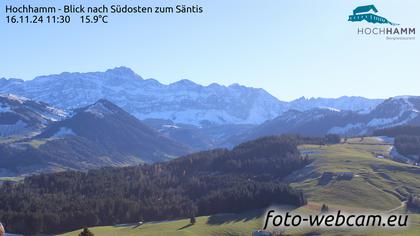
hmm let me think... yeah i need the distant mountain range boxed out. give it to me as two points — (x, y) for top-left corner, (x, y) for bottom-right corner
(1, 67), (419, 176)
(0, 67), (383, 126)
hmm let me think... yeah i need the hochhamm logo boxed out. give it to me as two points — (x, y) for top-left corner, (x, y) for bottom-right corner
(348, 4), (415, 40)
(348, 5), (398, 26)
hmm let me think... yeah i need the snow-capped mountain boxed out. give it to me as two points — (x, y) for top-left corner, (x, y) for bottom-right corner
(0, 67), (287, 126)
(0, 94), (67, 137)
(233, 96), (420, 143)
(0, 67), (386, 127)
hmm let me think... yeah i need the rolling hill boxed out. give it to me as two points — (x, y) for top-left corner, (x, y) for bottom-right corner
(60, 137), (420, 236)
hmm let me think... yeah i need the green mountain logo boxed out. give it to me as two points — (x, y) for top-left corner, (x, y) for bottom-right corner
(348, 5), (399, 26)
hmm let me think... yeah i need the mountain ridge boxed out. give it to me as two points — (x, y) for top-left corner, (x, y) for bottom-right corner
(0, 99), (191, 176)
(0, 67), (383, 126)
(232, 96), (420, 144)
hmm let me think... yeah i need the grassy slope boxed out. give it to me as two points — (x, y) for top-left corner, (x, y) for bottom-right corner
(61, 210), (263, 236)
(291, 137), (420, 209)
(60, 137), (420, 236)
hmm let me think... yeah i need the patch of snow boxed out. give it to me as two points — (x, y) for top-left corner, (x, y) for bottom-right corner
(53, 127), (76, 137)
(1, 94), (68, 123)
(37, 108), (68, 122)
(0, 94), (28, 103)
(319, 106), (341, 112)
(357, 109), (371, 114)
(50, 107), (68, 117)
(366, 106), (417, 128)
(379, 112), (419, 128)
(375, 136), (395, 145)
(162, 124), (180, 129)
(85, 102), (113, 118)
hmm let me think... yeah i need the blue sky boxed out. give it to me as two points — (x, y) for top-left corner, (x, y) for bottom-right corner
(1, 0), (419, 101)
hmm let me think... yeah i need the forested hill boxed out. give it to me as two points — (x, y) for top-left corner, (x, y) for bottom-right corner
(0, 135), (310, 235)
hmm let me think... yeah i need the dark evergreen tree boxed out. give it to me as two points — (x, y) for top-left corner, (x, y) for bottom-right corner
(324, 134), (341, 144)
(321, 204), (329, 213)
(190, 216), (196, 225)
(407, 195), (420, 212)
(79, 228), (94, 236)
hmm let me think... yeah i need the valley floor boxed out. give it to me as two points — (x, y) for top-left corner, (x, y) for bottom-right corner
(60, 137), (420, 236)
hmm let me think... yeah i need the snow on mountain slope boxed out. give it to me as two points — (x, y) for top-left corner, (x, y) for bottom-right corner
(0, 94), (67, 137)
(233, 97), (420, 144)
(0, 67), (287, 126)
(326, 97), (420, 135)
(0, 67), (386, 126)
(288, 96), (383, 113)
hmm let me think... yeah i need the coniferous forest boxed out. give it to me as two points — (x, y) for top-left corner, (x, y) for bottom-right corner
(0, 136), (310, 234)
